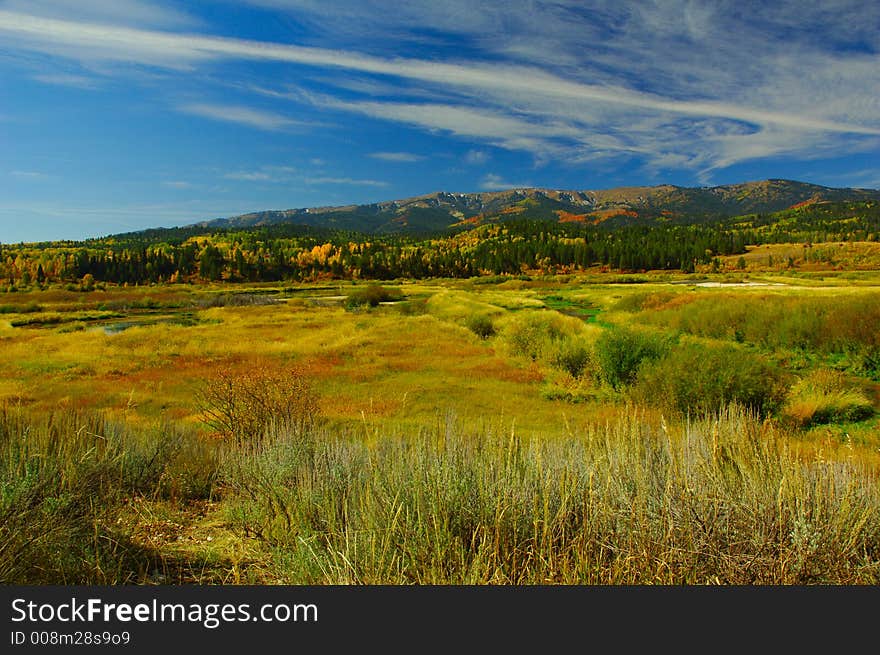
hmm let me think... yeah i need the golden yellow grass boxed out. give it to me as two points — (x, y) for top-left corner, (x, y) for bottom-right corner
(2, 278), (878, 446)
(0, 294), (587, 436)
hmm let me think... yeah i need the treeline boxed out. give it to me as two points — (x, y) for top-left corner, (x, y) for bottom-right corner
(1, 200), (877, 286)
(0, 221), (745, 285)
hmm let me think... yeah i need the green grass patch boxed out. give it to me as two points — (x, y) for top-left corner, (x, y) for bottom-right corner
(542, 294), (600, 321)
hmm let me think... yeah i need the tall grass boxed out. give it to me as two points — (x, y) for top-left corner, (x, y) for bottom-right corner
(4, 404), (879, 585)
(0, 407), (219, 584)
(635, 293), (880, 360)
(222, 407), (880, 584)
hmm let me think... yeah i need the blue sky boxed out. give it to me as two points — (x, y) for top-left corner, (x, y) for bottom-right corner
(1, 1), (879, 242)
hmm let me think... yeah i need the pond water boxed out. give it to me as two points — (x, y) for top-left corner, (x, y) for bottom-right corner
(96, 314), (205, 334)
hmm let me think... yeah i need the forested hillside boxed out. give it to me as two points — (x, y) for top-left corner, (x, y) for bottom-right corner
(1, 199), (878, 287)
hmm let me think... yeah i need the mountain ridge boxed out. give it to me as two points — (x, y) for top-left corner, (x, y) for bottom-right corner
(192, 179), (880, 234)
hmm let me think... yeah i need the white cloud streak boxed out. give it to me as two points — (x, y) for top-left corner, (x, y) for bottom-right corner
(9, 170), (48, 179)
(1, 0), (197, 29)
(177, 103), (295, 131)
(464, 150), (489, 165)
(480, 173), (532, 191)
(305, 176), (388, 187)
(368, 151), (424, 162)
(224, 171), (274, 182)
(31, 72), (100, 88)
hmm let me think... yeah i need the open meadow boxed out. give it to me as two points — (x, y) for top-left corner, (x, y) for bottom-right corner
(2, 269), (879, 584)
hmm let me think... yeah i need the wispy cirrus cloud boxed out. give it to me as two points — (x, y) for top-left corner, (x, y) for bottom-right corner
(368, 151), (424, 162)
(1, 1), (879, 181)
(2, 8), (877, 135)
(464, 150), (489, 166)
(224, 171), (274, 182)
(177, 103), (297, 131)
(305, 176), (388, 187)
(480, 173), (532, 191)
(218, 166), (385, 188)
(223, 166), (298, 183)
(9, 170), (49, 179)
(1, 0), (198, 29)
(31, 72), (100, 89)
(310, 97), (585, 161)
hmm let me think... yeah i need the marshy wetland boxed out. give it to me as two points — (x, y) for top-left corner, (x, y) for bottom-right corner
(2, 272), (879, 584)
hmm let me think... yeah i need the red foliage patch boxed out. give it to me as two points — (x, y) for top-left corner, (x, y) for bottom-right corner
(555, 210), (590, 223)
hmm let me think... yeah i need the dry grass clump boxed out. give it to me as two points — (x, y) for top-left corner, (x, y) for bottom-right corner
(783, 369), (875, 427)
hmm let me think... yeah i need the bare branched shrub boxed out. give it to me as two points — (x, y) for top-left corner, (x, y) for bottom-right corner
(196, 365), (319, 444)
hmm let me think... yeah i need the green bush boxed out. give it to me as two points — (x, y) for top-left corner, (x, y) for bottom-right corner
(855, 347), (880, 380)
(549, 337), (592, 378)
(633, 342), (788, 417)
(593, 327), (673, 390)
(345, 284), (404, 309)
(466, 314), (496, 339)
(504, 312), (570, 361)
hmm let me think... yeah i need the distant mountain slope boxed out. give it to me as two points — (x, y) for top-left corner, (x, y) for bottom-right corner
(192, 179), (880, 234)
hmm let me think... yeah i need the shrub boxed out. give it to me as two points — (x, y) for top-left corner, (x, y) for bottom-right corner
(345, 284), (404, 309)
(199, 292), (276, 308)
(855, 347), (880, 380)
(593, 327), (673, 390)
(196, 365), (319, 444)
(504, 312), (570, 361)
(466, 314), (496, 339)
(633, 342), (788, 417)
(782, 370), (875, 427)
(549, 337), (592, 378)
